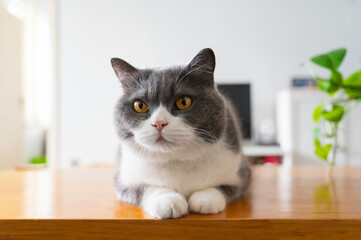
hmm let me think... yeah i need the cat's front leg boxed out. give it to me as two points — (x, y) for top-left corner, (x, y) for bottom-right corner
(188, 187), (226, 214)
(142, 187), (188, 219)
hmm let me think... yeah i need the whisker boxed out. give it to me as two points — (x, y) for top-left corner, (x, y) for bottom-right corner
(193, 128), (220, 153)
(189, 139), (212, 184)
(174, 67), (185, 83)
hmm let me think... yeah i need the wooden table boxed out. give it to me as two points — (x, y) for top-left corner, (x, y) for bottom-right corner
(0, 166), (360, 239)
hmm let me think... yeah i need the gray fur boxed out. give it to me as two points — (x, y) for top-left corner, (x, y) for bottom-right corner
(111, 48), (251, 206)
(222, 99), (242, 152)
(115, 183), (148, 206)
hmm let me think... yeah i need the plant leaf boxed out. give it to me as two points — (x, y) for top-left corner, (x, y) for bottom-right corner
(328, 48), (346, 69)
(30, 155), (47, 164)
(343, 70), (361, 98)
(310, 48), (346, 70)
(315, 143), (332, 160)
(345, 89), (361, 99)
(323, 144), (332, 158)
(343, 69), (361, 87)
(329, 71), (342, 85)
(322, 105), (344, 123)
(311, 54), (333, 70)
(314, 138), (321, 147)
(313, 105), (323, 122)
(316, 77), (339, 94)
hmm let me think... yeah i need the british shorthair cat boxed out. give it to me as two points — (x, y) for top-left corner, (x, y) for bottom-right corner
(111, 48), (251, 219)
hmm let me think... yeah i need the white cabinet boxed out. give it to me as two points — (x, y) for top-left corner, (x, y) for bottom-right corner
(276, 88), (361, 166)
(277, 88), (327, 165)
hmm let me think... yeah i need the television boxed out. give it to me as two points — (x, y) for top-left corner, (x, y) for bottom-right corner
(217, 83), (252, 139)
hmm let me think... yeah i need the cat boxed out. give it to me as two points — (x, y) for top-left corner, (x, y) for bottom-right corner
(111, 48), (251, 219)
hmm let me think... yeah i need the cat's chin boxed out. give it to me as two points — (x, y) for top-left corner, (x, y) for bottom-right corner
(135, 139), (183, 154)
(145, 141), (178, 153)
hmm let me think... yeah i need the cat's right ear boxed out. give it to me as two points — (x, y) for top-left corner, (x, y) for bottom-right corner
(111, 58), (137, 81)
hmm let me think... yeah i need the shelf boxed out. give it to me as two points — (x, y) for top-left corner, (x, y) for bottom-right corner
(243, 144), (283, 157)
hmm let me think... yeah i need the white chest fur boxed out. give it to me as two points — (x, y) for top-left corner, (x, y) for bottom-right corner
(118, 141), (242, 197)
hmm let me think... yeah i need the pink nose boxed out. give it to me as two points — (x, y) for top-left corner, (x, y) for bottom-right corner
(151, 121), (168, 132)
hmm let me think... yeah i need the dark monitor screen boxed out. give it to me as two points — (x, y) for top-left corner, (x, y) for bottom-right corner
(217, 83), (251, 139)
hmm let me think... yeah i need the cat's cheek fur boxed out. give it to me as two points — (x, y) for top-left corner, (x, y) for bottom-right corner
(188, 188), (226, 214)
(142, 187), (188, 219)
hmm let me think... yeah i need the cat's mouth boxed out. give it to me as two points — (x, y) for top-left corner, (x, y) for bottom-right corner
(150, 135), (175, 152)
(155, 136), (168, 144)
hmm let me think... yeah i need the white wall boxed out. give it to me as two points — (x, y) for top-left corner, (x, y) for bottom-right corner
(58, 0), (361, 167)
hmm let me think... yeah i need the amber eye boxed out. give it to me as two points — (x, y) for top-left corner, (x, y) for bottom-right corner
(133, 100), (149, 113)
(176, 96), (192, 110)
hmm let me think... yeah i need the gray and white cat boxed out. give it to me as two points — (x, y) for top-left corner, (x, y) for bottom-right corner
(111, 48), (251, 219)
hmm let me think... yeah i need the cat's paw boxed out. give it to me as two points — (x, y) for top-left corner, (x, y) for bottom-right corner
(144, 190), (188, 219)
(188, 188), (226, 214)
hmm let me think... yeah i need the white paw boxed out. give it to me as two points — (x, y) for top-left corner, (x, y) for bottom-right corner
(188, 188), (226, 214)
(144, 190), (188, 219)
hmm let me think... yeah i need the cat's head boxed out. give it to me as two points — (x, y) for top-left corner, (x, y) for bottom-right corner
(111, 48), (225, 154)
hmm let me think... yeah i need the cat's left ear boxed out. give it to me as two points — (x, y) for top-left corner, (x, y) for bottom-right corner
(187, 48), (216, 75)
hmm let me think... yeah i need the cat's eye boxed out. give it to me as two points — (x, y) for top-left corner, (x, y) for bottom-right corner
(176, 96), (192, 110)
(133, 100), (149, 113)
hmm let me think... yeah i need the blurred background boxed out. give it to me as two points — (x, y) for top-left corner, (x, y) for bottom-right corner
(0, 0), (360, 170)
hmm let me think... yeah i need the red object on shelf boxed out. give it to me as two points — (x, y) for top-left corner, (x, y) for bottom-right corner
(264, 156), (281, 165)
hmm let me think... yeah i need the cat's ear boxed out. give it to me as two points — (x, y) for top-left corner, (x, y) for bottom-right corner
(187, 48), (216, 75)
(111, 58), (138, 80)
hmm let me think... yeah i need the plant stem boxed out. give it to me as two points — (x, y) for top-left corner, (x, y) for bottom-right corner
(329, 123), (338, 176)
(304, 63), (319, 79)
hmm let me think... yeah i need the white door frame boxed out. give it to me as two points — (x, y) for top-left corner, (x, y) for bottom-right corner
(20, 0), (59, 167)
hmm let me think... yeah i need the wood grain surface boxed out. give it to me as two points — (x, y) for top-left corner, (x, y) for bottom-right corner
(0, 166), (360, 239)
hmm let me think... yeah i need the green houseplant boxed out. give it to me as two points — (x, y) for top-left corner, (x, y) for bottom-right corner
(307, 48), (361, 173)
